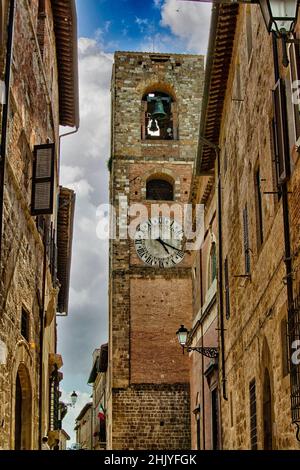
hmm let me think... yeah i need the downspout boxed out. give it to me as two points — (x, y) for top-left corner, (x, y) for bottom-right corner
(0, 0), (15, 267)
(199, 249), (206, 449)
(217, 148), (227, 402)
(39, 222), (48, 450)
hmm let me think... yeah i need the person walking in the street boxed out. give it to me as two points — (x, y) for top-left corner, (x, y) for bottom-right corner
(41, 436), (50, 450)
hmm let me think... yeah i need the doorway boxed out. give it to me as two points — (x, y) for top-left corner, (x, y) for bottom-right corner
(14, 365), (32, 450)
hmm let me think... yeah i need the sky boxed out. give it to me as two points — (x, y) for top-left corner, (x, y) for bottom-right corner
(57, 0), (212, 446)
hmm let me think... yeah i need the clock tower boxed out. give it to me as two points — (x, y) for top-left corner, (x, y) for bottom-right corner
(107, 52), (203, 450)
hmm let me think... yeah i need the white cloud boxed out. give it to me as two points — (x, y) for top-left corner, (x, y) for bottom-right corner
(57, 36), (113, 433)
(160, 0), (211, 54)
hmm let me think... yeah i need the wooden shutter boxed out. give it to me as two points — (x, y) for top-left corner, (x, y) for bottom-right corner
(249, 379), (257, 450)
(224, 257), (230, 320)
(243, 205), (250, 274)
(272, 79), (290, 183)
(289, 43), (300, 140)
(31, 144), (55, 215)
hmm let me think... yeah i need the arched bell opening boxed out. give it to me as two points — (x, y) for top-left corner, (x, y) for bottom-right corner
(141, 91), (178, 141)
(14, 364), (32, 450)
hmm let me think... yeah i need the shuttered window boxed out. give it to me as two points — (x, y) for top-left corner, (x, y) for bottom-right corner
(249, 379), (257, 450)
(243, 205), (250, 274)
(224, 257), (230, 320)
(31, 144), (55, 215)
(289, 43), (300, 140)
(273, 79), (290, 183)
(255, 167), (264, 249)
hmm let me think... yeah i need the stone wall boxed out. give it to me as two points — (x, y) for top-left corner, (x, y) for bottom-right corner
(0, 0), (62, 449)
(218, 5), (300, 449)
(112, 384), (191, 450)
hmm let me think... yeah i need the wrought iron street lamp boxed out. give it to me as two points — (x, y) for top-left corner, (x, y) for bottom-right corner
(64, 391), (78, 408)
(176, 325), (219, 359)
(259, 0), (299, 66)
(259, 0), (299, 34)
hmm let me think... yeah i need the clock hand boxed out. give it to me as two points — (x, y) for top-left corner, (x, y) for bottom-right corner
(158, 238), (183, 253)
(157, 237), (169, 254)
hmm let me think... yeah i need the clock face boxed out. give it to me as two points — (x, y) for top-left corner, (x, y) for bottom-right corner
(134, 217), (185, 268)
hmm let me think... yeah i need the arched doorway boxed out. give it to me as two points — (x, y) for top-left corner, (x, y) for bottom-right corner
(14, 365), (32, 450)
(263, 368), (273, 450)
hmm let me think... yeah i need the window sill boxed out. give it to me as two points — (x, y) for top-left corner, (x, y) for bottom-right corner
(141, 139), (179, 144)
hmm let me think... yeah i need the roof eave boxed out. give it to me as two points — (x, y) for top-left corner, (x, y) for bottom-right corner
(196, 3), (239, 175)
(52, 0), (80, 129)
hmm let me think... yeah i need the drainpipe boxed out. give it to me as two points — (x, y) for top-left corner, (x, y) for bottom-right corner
(38, 223), (48, 450)
(199, 249), (206, 450)
(0, 0), (15, 268)
(216, 148), (227, 402)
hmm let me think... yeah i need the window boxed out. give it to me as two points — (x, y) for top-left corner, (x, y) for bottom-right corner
(281, 318), (289, 378)
(37, 0), (46, 57)
(243, 205), (250, 274)
(255, 166), (264, 249)
(270, 119), (282, 199)
(21, 308), (30, 342)
(289, 43), (300, 141)
(146, 178), (174, 201)
(233, 63), (243, 107)
(249, 379), (257, 450)
(142, 91), (177, 140)
(209, 242), (217, 285)
(224, 257), (230, 320)
(246, 6), (253, 62)
(31, 144), (55, 216)
(272, 79), (290, 182)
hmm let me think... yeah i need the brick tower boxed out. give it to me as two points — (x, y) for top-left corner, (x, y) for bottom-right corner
(107, 52), (203, 450)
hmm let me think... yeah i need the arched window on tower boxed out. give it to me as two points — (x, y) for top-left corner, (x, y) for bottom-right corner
(141, 91), (178, 141)
(208, 242), (217, 286)
(146, 177), (174, 201)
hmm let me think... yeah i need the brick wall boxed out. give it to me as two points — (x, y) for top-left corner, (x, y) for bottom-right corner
(112, 384), (191, 450)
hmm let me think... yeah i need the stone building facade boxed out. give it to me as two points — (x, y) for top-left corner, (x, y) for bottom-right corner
(189, 174), (219, 450)
(75, 403), (93, 451)
(107, 51), (203, 449)
(88, 344), (108, 450)
(0, 0), (78, 450)
(193, 3), (300, 450)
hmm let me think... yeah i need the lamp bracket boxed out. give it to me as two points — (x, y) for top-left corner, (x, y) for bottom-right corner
(187, 346), (219, 359)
